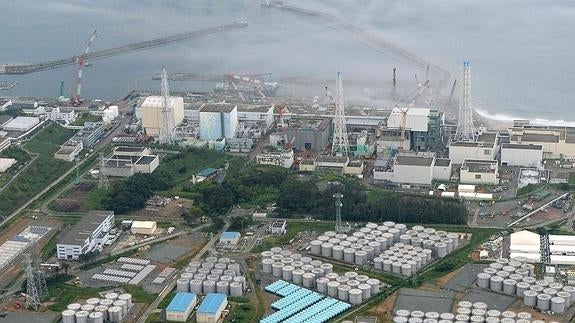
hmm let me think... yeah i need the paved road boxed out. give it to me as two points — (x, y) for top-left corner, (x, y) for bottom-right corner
(136, 222), (230, 323)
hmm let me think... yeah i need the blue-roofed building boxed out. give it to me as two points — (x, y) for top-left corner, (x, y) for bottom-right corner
(219, 231), (241, 245)
(166, 292), (197, 322)
(197, 293), (228, 323)
(196, 167), (218, 182)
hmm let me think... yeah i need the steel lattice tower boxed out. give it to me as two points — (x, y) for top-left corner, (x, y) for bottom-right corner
(453, 61), (477, 142)
(158, 67), (177, 145)
(98, 153), (109, 190)
(333, 193), (350, 233)
(331, 72), (350, 156)
(25, 254), (40, 310)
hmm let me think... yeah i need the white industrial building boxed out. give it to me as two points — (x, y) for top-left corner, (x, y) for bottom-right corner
(166, 292), (197, 322)
(449, 132), (500, 164)
(101, 146), (159, 177)
(140, 96), (184, 136)
(196, 293), (228, 323)
(54, 139), (83, 162)
(130, 221), (157, 235)
(45, 107), (77, 124)
(56, 210), (115, 260)
(459, 159), (499, 185)
(91, 105), (119, 124)
(219, 232), (241, 244)
(508, 119), (575, 159)
(0, 158), (16, 172)
(269, 220), (287, 235)
(500, 143), (543, 167)
(374, 154), (452, 187)
(199, 103), (238, 140)
(2, 116), (40, 132)
(510, 230), (575, 265)
(236, 104), (274, 128)
(256, 150), (294, 168)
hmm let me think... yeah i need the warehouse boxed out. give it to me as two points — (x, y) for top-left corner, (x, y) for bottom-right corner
(316, 155), (349, 173)
(256, 149), (294, 168)
(54, 139), (83, 162)
(373, 154), (434, 186)
(2, 116), (40, 132)
(432, 158), (452, 181)
(166, 292), (197, 322)
(219, 232), (241, 245)
(500, 143), (543, 167)
(199, 103), (238, 140)
(0, 158), (16, 172)
(56, 210), (115, 260)
(236, 104), (274, 128)
(140, 96), (185, 136)
(130, 221), (157, 235)
(459, 159), (499, 185)
(509, 230), (575, 265)
(285, 117), (332, 153)
(508, 119), (575, 158)
(196, 293), (228, 323)
(269, 220), (287, 235)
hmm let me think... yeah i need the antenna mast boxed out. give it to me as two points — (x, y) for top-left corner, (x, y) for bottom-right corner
(331, 72), (350, 156)
(453, 61), (476, 142)
(158, 67), (177, 145)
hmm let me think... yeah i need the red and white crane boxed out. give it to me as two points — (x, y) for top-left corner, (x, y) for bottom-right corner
(72, 30), (97, 106)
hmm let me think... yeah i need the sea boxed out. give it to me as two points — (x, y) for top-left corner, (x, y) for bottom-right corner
(0, 0), (574, 124)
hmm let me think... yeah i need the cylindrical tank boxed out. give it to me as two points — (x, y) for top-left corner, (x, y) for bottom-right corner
(113, 300), (127, 317)
(515, 282), (529, 297)
(440, 238), (453, 253)
(181, 272), (194, 280)
(177, 278), (190, 292)
(68, 303), (82, 311)
(383, 259), (393, 272)
(358, 284), (371, 300)
(319, 263), (333, 275)
(393, 318), (408, 323)
(327, 281), (340, 297)
(94, 305), (108, 321)
(230, 281), (243, 296)
(489, 262), (504, 270)
(410, 237), (423, 248)
(411, 310), (425, 319)
(282, 265), (294, 281)
(490, 275), (504, 292)
(216, 281), (230, 295)
(401, 264), (412, 276)
(89, 311), (104, 323)
(343, 248), (356, 263)
(203, 280), (216, 294)
(388, 228), (400, 242)
(457, 300), (472, 308)
(521, 263), (535, 276)
(439, 313), (454, 320)
(292, 269), (304, 284)
(400, 235), (411, 245)
(396, 309), (410, 317)
(543, 287), (558, 296)
(422, 249), (432, 262)
(529, 284), (544, 293)
(392, 262), (402, 274)
(107, 306), (122, 323)
(303, 273), (315, 288)
(355, 251), (368, 265)
(434, 242), (448, 258)
(522, 276), (536, 285)
(220, 275), (234, 283)
(501, 311), (516, 319)
(281, 257), (294, 265)
(484, 267), (498, 275)
(311, 268), (325, 278)
(524, 290), (538, 307)
(316, 277), (329, 293)
(86, 297), (100, 306)
(272, 262), (283, 277)
(374, 257), (384, 270)
(363, 277), (379, 294)
(457, 308), (471, 316)
(361, 246), (375, 259)
(477, 273), (490, 288)
(536, 293), (551, 311)
(261, 251), (274, 259)
(207, 274), (220, 282)
(105, 293), (119, 301)
(233, 276), (246, 291)
(486, 309), (501, 317)
(338, 284), (351, 301)
(557, 291), (571, 307)
(563, 285), (575, 298)
(325, 272), (339, 281)
(349, 288), (362, 305)
(190, 279), (203, 294)
(62, 310), (76, 323)
(321, 243), (333, 258)
(516, 312), (531, 320)
(81, 304), (94, 312)
(536, 280), (549, 287)
(503, 279), (517, 295)
(99, 299), (113, 307)
(347, 280), (360, 288)
(262, 259), (274, 274)
(472, 302), (487, 310)
(332, 245), (345, 260)
(75, 311), (89, 323)
(508, 273), (522, 281)
(551, 296), (566, 313)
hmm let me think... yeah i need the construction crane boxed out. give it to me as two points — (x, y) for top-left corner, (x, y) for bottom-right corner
(398, 107), (409, 152)
(72, 30), (97, 106)
(0, 22), (248, 75)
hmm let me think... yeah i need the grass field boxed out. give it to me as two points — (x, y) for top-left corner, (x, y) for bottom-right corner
(252, 221), (334, 253)
(48, 276), (102, 312)
(23, 122), (75, 155)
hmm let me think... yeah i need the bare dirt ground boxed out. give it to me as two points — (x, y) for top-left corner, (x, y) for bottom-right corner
(49, 182), (94, 212)
(363, 290), (397, 322)
(129, 198), (193, 219)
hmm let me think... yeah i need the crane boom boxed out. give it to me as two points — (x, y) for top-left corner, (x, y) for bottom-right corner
(73, 30), (97, 104)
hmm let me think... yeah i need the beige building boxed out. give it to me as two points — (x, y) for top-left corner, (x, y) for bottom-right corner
(508, 120), (575, 159)
(140, 96), (184, 136)
(130, 221), (157, 235)
(459, 159), (499, 185)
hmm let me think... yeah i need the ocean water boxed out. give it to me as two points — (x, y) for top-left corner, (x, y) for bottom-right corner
(0, 0), (574, 122)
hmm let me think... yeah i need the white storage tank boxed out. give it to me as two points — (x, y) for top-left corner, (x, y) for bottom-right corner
(303, 273), (316, 288)
(486, 309), (501, 318)
(272, 262), (283, 277)
(411, 310), (425, 319)
(99, 299), (113, 307)
(344, 248), (356, 263)
(217, 281), (230, 295)
(230, 282), (243, 296)
(523, 290), (537, 307)
(108, 306), (122, 323)
(522, 276), (536, 285)
(68, 303), (82, 311)
(61, 310), (76, 323)
(355, 251), (368, 265)
(105, 293), (119, 301)
(261, 251), (274, 259)
(383, 260), (393, 272)
(292, 269), (305, 284)
(325, 273), (339, 281)
(75, 311), (89, 323)
(94, 305), (109, 321)
(349, 288), (363, 305)
(203, 280), (216, 294)
(262, 259), (275, 274)
(311, 268), (325, 278)
(338, 284), (351, 301)
(557, 291), (571, 307)
(515, 282), (529, 297)
(393, 318), (408, 323)
(503, 279), (517, 295)
(543, 287), (558, 296)
(536, 293), (551, 311)
(388, 228), (400, 242)
(320, 263), (333, 274)
(401, 264), (412, 276)
(358, 283), (371, 299)
(88, 311), (104, 323)
(321, 243), (334, 258)
(434, 242), (448, 258)
(190, 279), (203, 294)
(550, 296), (566, 313)
(86, 297), (100, 306)
(374, 257), (384, 270)
(332, 245), (345, 260)
(490, 275), (504, 292)
(361, 246), (375, 259)
(177, 278), (190, 292)
(516, 312), (531, 320)
(422, 249), (432, 262)
(396, 309), (410, 317)
(477, 273), (490, 288)
(392, 262), (402, 274)
(327, 281), (340, 297)
(113, 300), (127, 317)
(529, 284), (544, 293)
(80, 304), (94, 312)
(282, 265), (294, 281)
(317, 277), (329, 293)
(483, 268), (497, 275)
(367, 278), (380, 294)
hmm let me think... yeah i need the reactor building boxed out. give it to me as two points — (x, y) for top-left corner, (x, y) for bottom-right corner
(140, 96), (184, 136)
(198, 103), (238, 141)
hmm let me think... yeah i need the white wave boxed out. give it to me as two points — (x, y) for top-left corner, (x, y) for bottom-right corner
(475, 108), (575, 127)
